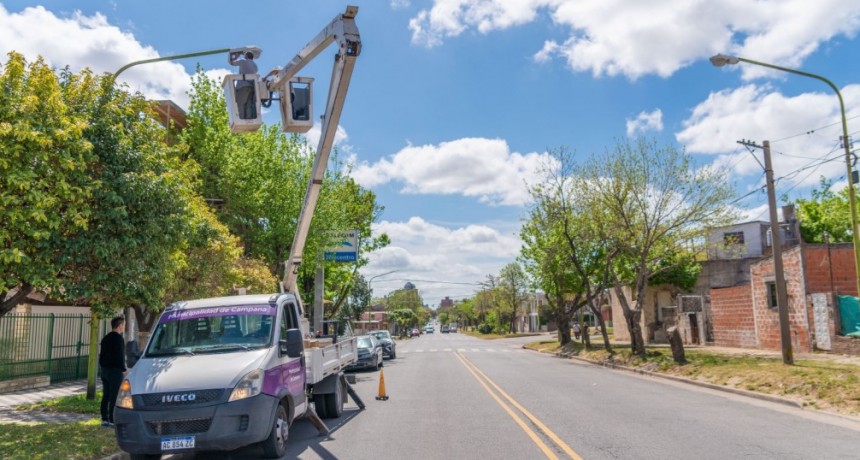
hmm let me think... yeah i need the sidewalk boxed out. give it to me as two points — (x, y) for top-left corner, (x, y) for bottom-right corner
(0, 379), (100, 424)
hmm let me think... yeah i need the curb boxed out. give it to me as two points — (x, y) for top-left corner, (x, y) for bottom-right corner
(526, 346), (804, 409)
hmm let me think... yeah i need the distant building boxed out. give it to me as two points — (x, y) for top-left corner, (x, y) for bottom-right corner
(439, 296), (454, 309)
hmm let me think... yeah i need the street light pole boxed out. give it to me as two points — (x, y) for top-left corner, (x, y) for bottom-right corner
(710, 54), (860, 298)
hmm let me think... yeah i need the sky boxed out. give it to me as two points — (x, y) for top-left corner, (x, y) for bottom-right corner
(3, 1), (860, 308)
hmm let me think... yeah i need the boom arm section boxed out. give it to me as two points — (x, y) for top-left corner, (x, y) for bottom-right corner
(273, 6), (361, 304)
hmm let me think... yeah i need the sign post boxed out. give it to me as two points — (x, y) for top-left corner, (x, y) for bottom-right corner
(325, 230), (358, 262)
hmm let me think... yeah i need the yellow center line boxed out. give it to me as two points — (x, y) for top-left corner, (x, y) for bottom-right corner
(458, 352), (584, 460)
(454, 352), (559, 460)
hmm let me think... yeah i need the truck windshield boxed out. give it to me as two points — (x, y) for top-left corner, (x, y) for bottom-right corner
(146, 305), (276, 357)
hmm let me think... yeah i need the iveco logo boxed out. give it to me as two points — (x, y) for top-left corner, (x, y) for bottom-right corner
(162, 393), (196, 403)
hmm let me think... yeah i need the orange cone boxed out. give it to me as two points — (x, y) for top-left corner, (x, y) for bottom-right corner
(375, 369), (389, 400)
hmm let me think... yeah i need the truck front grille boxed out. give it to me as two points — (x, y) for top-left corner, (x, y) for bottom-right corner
(140, 389), (224, 408)
(147, 418), (212, 435)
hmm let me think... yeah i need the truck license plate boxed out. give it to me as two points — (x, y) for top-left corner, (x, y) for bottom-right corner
(161, 436), (195, 450)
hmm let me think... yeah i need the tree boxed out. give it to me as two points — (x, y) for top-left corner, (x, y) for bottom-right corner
(578, 138), (735, 358)
(0, 53), (96, 317)
(795, 178), (855, 243)
(56, 70), (193, 320)
(342, 273), (371, 322)
(521, 147), (614, 348)
(498, 262), (529, 334)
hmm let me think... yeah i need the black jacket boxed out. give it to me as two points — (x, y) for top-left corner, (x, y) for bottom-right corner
(99, 331), (127, 371)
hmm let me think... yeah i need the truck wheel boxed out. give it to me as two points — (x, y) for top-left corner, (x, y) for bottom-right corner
(324, 379), (344, 418)
(314, 393), (329, 419)
(261, 403), (289, 458)
(130, 455), (160, 460)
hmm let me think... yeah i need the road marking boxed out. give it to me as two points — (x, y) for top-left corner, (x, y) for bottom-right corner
(430, 349), (438, 352)
(458, 353), (583, 460)
(454, 352), (559, 460)
(443, 348), (452, 352)
(471, 348), (480, 352)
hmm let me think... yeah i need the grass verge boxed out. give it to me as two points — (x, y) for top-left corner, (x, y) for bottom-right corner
(524, 340), (860, 416)
(0, 419), (120, 460)
(3, 391), (121, 460)
(15, 390), (102, 414)
(463, 331), (542, 340)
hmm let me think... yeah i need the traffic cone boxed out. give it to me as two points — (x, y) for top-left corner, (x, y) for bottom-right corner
(375, 369), (389, 400)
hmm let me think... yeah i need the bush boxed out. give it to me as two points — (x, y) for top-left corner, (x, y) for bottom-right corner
(478, 323), (493, 334)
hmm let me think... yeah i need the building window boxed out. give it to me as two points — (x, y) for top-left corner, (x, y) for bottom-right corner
(766, 282), (778, 308)
(724, 231), (745, 245)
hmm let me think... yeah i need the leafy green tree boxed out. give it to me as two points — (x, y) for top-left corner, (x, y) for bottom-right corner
(795, 178), (855, 243)
(0, 52), (96, 317)
(56, 70), (193, 319)
(578, 138), (735, 357)
(498, 263), (529, 333)
(341, 273), (371, 322)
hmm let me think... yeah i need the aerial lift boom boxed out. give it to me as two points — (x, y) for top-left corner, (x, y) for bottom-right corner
(224, 6), (361, 326)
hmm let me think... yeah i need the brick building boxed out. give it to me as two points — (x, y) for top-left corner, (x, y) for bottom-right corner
(711, 243), (857, 353)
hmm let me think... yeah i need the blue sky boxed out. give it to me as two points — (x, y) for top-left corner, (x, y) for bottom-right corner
(3, 1), (860, 307)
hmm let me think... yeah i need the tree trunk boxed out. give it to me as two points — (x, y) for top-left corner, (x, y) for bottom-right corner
(667, 326), (686, 364)
(131, 304), (158, 333)
(625, 309), (646, 357)
(589, 302), (612, 352)
(0, 284), (33, 317)
(558, 323), (571, 345)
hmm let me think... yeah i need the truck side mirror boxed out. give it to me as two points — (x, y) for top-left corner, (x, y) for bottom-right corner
(280, 328), (304, 358)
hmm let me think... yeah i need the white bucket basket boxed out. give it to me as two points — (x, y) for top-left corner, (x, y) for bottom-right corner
(279, 77), (314, 133)
(222, 73), (263, 133)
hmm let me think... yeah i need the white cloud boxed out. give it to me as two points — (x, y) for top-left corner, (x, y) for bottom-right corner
(626, 109), (663, 136)
(409, 1), (860, 80)
(390, 0), (411, 10)
(351, 137), (555, 206)
(676, 83), (860, 189)
(363, 216), (522, 306)
(0, 5), (234, 109)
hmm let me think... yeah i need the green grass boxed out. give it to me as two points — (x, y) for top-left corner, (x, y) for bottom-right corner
(16, 390), (103, 414)
(463, 331), (541, 340)
(524, 340), (860, 416)
(0, 419), (120, 460)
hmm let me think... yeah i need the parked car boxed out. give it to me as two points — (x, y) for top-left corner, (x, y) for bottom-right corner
(449, 324), (458, 333)
(346, 335), (383, 371)
(441, 325), (449, 333)
(424, 325), (434, 334)
(410, 328), (421, 337)
(370, 330), (396, 359)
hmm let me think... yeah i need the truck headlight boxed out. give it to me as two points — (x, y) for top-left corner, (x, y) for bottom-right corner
(229, 369), (264, 402)
(117, 379), (134, 409)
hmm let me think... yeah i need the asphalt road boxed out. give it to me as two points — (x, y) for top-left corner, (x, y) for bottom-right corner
(171, 331), (860, 459)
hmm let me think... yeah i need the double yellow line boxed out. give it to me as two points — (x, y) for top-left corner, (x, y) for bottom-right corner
(454, 352), (583, 460)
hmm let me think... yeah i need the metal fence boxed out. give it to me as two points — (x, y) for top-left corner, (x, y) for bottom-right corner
(0, 313), (109, 383)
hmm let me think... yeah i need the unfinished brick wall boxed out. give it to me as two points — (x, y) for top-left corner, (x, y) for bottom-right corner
(802, 245), (857, 296)
(751, 247), (813, 352)
(831, 336), (860, 355)
(710, 286), (757, 348)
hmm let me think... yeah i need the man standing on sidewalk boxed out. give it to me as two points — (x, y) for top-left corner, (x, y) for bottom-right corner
(99, 316), (126, 427)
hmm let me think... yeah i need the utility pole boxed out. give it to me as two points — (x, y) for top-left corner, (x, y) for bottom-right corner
(739, 139), (794, 364)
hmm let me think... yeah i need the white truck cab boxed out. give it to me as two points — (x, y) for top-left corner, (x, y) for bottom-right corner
(114, 294), (356, 459)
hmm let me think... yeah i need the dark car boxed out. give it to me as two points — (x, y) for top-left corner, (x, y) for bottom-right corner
(346, 335), (383, 371)
(370, 330), (396, 359)
(441, 325), (449, 333)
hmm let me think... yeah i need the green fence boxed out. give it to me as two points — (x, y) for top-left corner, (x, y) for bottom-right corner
(0, 313), (109, 383)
